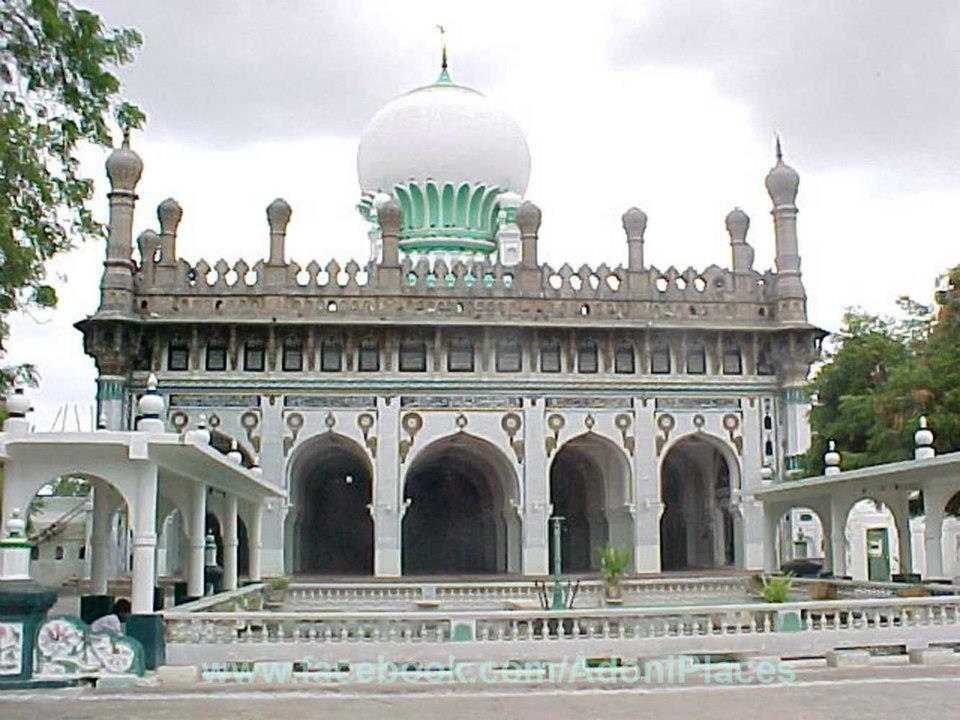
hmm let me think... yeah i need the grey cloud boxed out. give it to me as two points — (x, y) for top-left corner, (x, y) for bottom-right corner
(611, 0), (960, 189)
(80, 1), (515, 147)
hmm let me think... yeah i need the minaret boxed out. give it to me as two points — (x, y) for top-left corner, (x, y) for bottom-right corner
(97, 132), (143, 431)
(725, 207), (753, 272)
(516, 201), (542, 292)
(263, 198), (291, 287)
(101, 130), (143, 317)
(153, 197), (183, 286)
(764, 137), (805, 320)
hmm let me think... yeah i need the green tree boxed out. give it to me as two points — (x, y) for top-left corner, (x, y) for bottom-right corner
(0, 0), (143, 391)
(803, 267), (960, 476)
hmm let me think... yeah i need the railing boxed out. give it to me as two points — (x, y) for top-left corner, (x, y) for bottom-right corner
(284, 576), (753, 610)
(162, 594), (960, 665)
(174, 583), (265, 613)
(139, 254), (776, 305)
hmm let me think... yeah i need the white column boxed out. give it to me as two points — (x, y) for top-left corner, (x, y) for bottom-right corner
(740, 497), (766, 570)
(188, 483), (206, 597)
(249, 502), (263, 582)
(829, 496), (848, 577)
(522, 397), (549, 575)
(131, 467), (158, 615)
(223, 494), (238, 591)
(373, 396), (402, 576)
(90, 484), (113, 595)
(889, 494), (914, 576)
(631, 501), (663, 573)
(924, 510), (945, 579)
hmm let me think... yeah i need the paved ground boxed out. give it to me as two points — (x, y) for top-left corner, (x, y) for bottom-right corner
(3, 663), (959, 720)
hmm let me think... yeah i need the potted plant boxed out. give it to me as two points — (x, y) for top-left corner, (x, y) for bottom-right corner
(598, 546), (631, 604)
(758, 574), (800, 631)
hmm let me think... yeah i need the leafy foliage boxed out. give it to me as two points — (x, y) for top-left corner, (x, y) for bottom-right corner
(803, 267), (960, 477)
(597, 546), (631, 585)
(0, 0), (143, 391)
(759, 574), (794, 604)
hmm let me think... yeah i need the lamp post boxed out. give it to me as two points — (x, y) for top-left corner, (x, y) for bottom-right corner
(550, 515), (565, 610)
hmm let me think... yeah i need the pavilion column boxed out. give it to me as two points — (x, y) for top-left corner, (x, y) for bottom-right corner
(187, 483), (207, 598)
(815, 505), (833, 574)
(921, 486), (951, 579)
(130, 469), (158, 615)
(829, 497), (848, 578)
(223, 494), (238, 591)
(248, 502), (263, 583)
(924, 509), (945, 579)
(887, 493), (914, 576)
(90, 484), (114, 595)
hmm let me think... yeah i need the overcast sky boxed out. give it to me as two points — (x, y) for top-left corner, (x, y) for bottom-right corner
(7, 0), (960, 430)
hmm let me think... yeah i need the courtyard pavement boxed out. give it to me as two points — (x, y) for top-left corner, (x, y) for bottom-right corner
(2, 662), (959, 719)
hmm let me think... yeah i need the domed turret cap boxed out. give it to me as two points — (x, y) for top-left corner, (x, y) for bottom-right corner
(725, 207), (750, 241)
(158, 198), (183, 235)
(266, 198), (292, 232)
(765, 137), (799, 206)
(622, 207), (648, 241)
(138, 373), (165, 418)
(106, 131), (144, 193)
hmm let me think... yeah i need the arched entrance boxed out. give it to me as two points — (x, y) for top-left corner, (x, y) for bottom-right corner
(549, 433), (631, 573)
(402, 433), (520, 575)
(845, 498), (900, 582)
(286, 433), (374, 575)
(660, 435), (738, 571)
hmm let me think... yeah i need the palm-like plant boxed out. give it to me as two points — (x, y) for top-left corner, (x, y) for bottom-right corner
(760, 574), (794, 603)
(598, 546), (631, 598)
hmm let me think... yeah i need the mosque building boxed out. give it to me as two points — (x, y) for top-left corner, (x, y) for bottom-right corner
(78, 60), (825, 579)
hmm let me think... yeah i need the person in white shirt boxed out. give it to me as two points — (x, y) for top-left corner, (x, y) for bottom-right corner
(89, 598), (131, 634)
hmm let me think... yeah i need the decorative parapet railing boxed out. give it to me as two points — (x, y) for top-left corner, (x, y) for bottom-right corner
(173, 583), (266, 613)
(162, 594), (960, 666)
(138, 257), (775, 304)
(130, 254), (793, 327)
(284, 576), (753, 610)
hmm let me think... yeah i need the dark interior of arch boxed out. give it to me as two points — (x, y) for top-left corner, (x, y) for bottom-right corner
(402, 437), (511, 575)
(291, 436), (373, 575)
(549, 440), (608, 573)
(660, 438), (734, 571)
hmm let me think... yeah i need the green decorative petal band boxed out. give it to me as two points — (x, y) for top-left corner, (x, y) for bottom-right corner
(782, 387), (808, 404)
(97, 378), (125, 401)
(393, 181), (503, 254)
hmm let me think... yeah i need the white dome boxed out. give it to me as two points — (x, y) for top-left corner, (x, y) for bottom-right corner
(357, 80), (531, 195)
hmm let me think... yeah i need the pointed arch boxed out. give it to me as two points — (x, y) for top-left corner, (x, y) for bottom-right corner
(548, 432), (632, 572)
(401, 432), (520, 574)
(285, 431), (374, 575)
(659, 432), (740, 570)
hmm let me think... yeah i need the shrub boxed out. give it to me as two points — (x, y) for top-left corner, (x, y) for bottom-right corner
(760, 574), (794, 603)
(598, 546), (631, 585)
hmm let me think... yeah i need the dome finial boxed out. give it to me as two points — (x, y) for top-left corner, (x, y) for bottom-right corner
(775, 133), (783, 163)
(435, 24), (451, 83)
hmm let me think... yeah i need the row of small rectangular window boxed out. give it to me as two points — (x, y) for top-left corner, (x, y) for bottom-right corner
(30, 545), (84, 560)
(168, 340), (774, 376)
